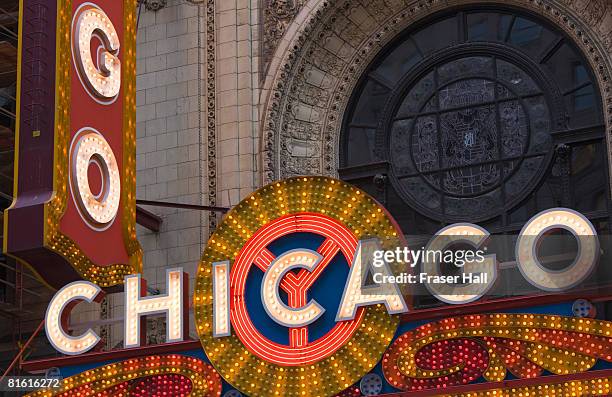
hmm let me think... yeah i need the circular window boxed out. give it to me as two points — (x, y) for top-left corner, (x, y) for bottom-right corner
(341, 8), (604, 225)
(388, 52), (553, 221)
(396, 76), (529, 198)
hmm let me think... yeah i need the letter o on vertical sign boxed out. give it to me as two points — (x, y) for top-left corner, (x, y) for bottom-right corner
(72, 3), (121, 102)
(516, 208), (599, 292)
(69, 128), (121, 230)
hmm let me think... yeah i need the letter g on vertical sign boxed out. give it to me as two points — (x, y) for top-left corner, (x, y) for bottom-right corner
(3, 0), (141, 289)
(72, 3), (121, 103)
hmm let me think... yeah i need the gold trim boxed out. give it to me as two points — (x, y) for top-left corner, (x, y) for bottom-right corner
(122, 0), (143, 277)
(40, 0), (141, 287)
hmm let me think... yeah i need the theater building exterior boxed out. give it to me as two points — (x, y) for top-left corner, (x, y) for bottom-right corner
(1, 0), (612, 396)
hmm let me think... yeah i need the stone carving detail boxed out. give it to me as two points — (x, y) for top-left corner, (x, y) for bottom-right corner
(261, 0), (612, 184)
(327, 13), (367, 46)
(308, 45), (346, 78)
(569, 0), (607, 26)
(286, 120), (319, 141)
(206, 0), (217, 232)
(141, 0), (167, 12)
(263, 0), (306, 76)
(588, 1), (612, 50)
(283, 155), (321, 175)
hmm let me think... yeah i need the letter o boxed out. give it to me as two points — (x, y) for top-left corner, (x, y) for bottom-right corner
(516, 208), (598, 292)
(69, 128), (121, 229)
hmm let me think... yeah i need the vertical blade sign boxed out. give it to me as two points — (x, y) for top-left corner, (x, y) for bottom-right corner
(3, 0), (141, 289)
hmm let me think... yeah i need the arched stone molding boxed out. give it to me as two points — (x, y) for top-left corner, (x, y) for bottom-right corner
(259, 0), (612, 185)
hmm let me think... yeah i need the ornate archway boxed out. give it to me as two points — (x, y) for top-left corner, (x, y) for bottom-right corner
(260, 0), (612, 185)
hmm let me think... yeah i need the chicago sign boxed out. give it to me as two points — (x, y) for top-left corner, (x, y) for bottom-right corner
(43, 176), (601, 396)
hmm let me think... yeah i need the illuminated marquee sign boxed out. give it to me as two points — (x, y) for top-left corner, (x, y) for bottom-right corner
(40, 177), (607, 397)
(192, 177), (600, 396)
(3, 0), (141, 288)
(420, 208), (599, 304)
(42, 177), (408, 395)
(194, 177), (408, 397)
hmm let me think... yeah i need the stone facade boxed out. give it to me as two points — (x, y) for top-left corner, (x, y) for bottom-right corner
(106, 0), (263, 347)
(216, 0), (261, 207)
(92, 0), (611, 348)
(259, 0), (612, 183)
(112, 0), (209, 346)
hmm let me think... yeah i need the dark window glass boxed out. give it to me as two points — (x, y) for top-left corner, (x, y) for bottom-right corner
(373, 39), (422, 85)
(572, 85), (595, 111)
(510, 18), (542, 43)
(345, 127), (377, 166)
(412, 17), (459, 54)
(565, 84), (598, 128)
(571, 143), (608, 212)
(341, 8), (607, 249)
(509, 17), (557, 56)
(467, 13), (512, 41)
(350, 79), (389, 126)
(574, 64), (590, 86)
(545, 43), (585, 92)
(387, 55), (551, 222)
(395, 71), (435, 118)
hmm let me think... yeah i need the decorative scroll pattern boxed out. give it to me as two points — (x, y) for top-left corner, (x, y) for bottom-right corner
(25, 355), (222, 397)
(382, 313), (612, 391)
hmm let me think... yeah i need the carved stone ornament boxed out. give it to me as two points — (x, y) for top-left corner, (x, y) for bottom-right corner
(260, 0), (612, 185)
(206, 0), (217, 232)
(262, 0), (306, 75)
(142, 0), (167, 12)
